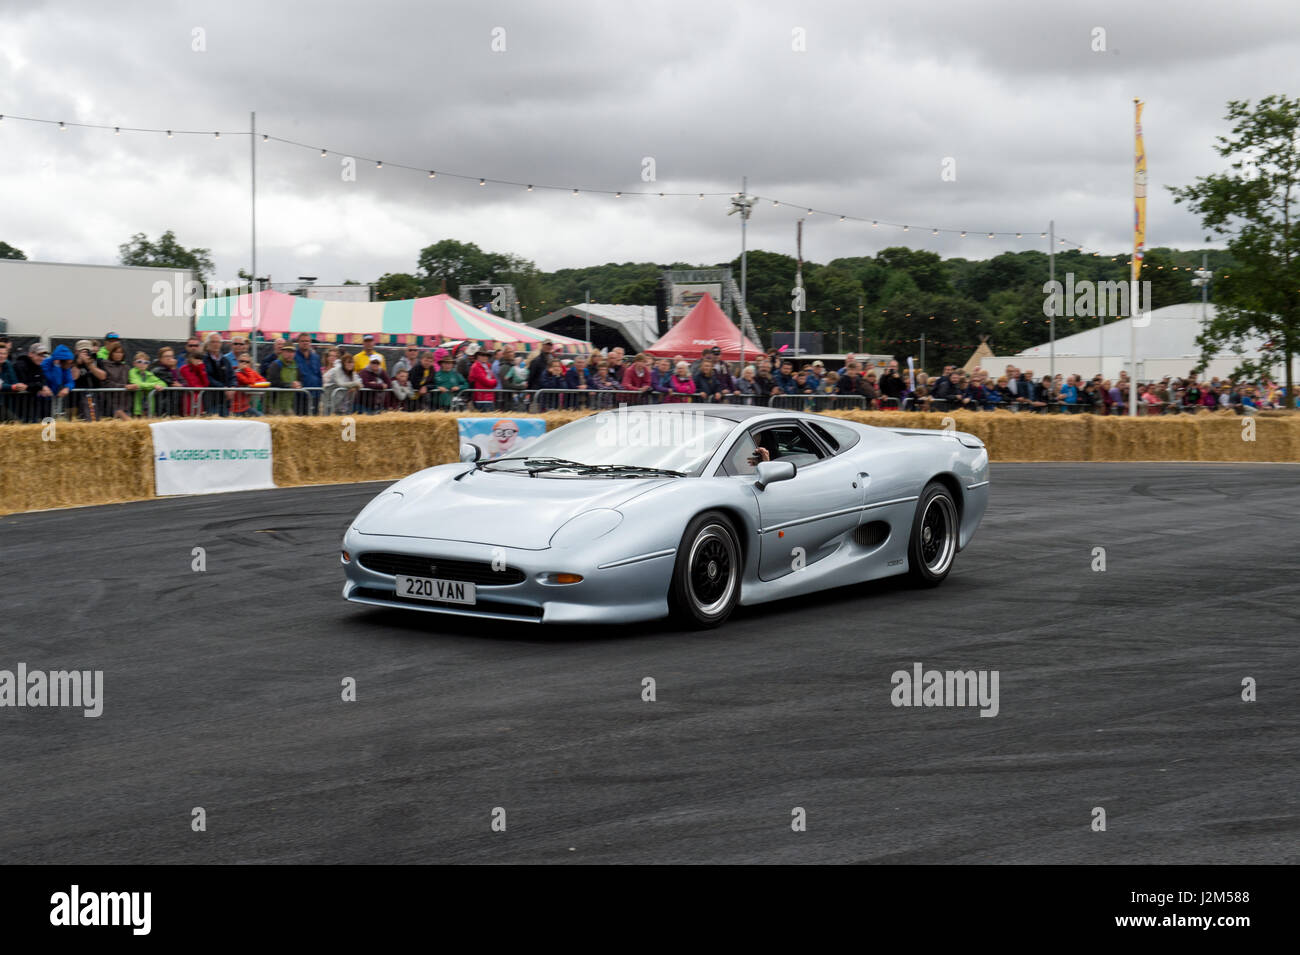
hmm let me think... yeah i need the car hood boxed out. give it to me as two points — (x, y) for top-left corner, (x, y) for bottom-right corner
(353, 465), (671, 549)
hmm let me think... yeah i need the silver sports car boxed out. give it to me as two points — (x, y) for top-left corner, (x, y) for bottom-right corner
(341, 405), (988, 627)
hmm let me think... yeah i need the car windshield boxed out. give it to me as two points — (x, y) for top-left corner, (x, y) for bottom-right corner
(482, 410), (735, 477)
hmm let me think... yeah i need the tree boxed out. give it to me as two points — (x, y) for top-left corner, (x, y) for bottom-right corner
(1139, 249), (1197, 309)
(373, 272), (424, 301)
(802, 265), (864, 334)
(118, 231), (214, 285)
(874, 247), (952, 294)
(877, 293), (993, 371)
(960, 251), (1042, 302)
(878, 269), (920, 304)
(827, 256), (889, 304)
(1170, 95), (1300, 405)
(417, 239), (505, 297)
(0, 241), (26, 260)
(725, 249), (798, 339)
(611, 276), (658, 304)
(985, 287), (1048, 356)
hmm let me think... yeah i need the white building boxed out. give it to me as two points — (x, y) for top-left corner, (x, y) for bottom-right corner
(0, 259), (196, 340)
(984, 303), (1298, 382)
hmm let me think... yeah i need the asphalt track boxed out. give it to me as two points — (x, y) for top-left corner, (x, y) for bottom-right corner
(1, 463), (1296, 864)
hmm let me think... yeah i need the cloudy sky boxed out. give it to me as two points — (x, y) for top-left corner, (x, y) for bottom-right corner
(2, 0), (1297, 286)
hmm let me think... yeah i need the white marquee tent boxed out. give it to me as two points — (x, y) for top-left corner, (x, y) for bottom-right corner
(982, 303), (1298, 382)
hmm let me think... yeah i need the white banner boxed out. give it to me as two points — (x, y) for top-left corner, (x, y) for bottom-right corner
(150, 420), (275, 496)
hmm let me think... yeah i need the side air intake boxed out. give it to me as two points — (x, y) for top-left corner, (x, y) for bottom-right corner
(855, 521), (890, 547)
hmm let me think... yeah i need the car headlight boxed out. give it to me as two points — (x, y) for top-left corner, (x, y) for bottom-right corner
(550, 508), (622, 548)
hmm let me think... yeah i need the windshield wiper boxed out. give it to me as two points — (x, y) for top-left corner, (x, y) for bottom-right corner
(526, 461), (685, 478)
(482, 456), (684, 478)
(582, 464), (685, 477)
(478, 455), (582, 472)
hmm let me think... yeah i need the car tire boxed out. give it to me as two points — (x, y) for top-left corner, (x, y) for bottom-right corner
(669, 511), (741, 628)
(906, 481), (959, 587)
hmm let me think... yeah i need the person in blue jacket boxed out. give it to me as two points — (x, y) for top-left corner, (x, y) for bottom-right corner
(292, 333), (323, 414)
(1058, 375), (1080, 413)
(41, 344), (77, 405)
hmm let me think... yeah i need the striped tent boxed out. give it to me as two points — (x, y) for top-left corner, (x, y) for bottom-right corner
(195, 290), (590, 354)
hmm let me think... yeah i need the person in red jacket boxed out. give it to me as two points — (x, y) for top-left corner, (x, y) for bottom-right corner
(176, 352), (210, 416)
(620, 352), (653, 404)
(468, 350), (498, 410)
(233, 356), (271, 415)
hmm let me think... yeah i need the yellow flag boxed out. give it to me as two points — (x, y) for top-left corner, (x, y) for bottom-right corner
(1134, 99), (1146, 280)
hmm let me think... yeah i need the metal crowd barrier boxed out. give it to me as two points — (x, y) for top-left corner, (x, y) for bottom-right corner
(3, 385), (1266, 424)
(767, 394), (868, 412)
(148, 386), (327, 417)
(525, 388), (765, 411)
(0, 387), (328, 422)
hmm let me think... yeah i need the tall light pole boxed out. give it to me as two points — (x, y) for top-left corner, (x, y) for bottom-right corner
(1048, 220), (1055, 382)
(1192, 255), (1212, 325)
(858, 295), (864, 354)
(794, 219), (804, 365)
(729, 181), (755, 369)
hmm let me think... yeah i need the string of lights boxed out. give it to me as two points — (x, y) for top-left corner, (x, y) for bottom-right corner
(1054, 233), (1225, 275)
(4, 111), (1223, 334)
(1, 111), (1150, 242)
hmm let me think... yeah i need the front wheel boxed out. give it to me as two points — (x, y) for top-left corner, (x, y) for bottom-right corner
(906, 481), (958, 586)
(669, 511), (741, 628)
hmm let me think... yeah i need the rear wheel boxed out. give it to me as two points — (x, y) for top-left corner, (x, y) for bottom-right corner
(906, 481), (958, 586)
(669, 511), (741, 628)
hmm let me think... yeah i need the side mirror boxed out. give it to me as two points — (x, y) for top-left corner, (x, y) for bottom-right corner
(754, 459), (796, 490)
(459, 443), (482, 463)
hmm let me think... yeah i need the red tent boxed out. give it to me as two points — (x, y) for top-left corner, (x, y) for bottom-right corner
(644, 293), (763, 363)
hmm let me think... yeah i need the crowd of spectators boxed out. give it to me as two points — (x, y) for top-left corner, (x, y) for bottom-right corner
(909, 363), (1283, 414)
(0, 332), (1290, 422)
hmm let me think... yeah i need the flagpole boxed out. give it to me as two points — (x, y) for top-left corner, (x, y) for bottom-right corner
(250, 109), (258, 366)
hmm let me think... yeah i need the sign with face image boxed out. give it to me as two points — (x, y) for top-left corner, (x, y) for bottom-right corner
(457, 417), (547, 460)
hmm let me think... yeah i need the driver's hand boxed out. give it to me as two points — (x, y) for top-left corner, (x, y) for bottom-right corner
(747, 446), (770, 466)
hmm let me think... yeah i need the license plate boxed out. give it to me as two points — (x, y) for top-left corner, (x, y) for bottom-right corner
(395, 575), (477, 605)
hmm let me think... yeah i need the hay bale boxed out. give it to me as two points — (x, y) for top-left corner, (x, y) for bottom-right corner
(4, 407), (1297, 516)
(1195, 413), (1297, 462)
(984, 413), (1092, 461)
(1086, 415), (1192, 461)
(0, 419), (154, 515)
(268, 411), (598, 488)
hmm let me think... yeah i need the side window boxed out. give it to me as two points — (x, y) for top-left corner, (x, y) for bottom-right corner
(720, 425), (828, 476)
(768, 426), (822, 459)
(723, 430), (762, 476)
(808, 421), (860, 454)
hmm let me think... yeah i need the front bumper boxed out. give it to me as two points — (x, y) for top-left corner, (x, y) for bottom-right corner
(341, 530), (675, 624)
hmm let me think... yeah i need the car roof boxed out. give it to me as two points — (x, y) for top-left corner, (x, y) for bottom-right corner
(591, 404), (778, 423)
